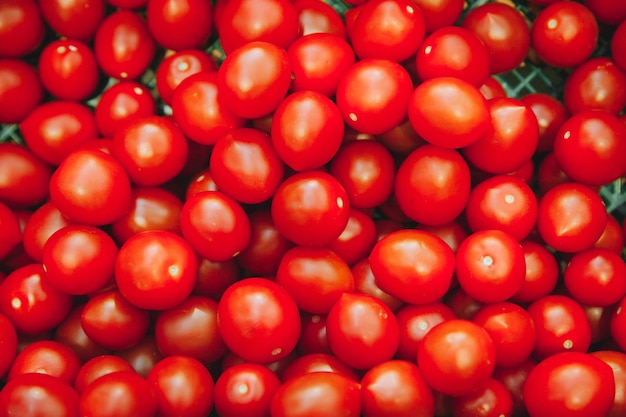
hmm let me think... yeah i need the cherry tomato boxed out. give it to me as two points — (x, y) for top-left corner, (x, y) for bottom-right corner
(0, 312), (18, 378)
(583, 0), (626, 25)
(39, 0), (105, 41)
(217, 277), (301, 364)
(0, 0), (45, 58)
(95, 81), (156, 138)
(54, 305), (109, 363)
(520, 92), (569, 152)
(411, 0), (464, 33)
(155, 49), (217, 105)
(328, 208), (378, 267)
(0, 373), (80, 417)
(590, 350), (626, 417)
(511, 240), (560, 303)
(0, 143), (52, 209)
(146, 0), (213, 50)
(610, 296), (626, 352)
(523, 352), (615, 417)
(79, 371), (157, 417)
(418, 319), (496, 397)
(0, 59), (44, 124)
(0, 202), (21, 262)
(395, 302), (455, 362)
(564, 57), (626, 115)
(293, 0), (346, 38)
(612, 20), (626, 72)
(451, 377), (514, 417)
(281, 353), (360, 382)
(8, 339), (81, 385)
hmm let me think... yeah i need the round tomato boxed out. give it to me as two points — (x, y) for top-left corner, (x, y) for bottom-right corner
(146, 0), (213, 50)
(0, 373), (80, 417)
(0, 59), (44, 124)
(79, 371), (157, 417)
(94, 81), (156, 138)
(39, 0), (105, 41)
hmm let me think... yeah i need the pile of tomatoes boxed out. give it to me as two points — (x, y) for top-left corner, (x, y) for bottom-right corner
(1, 0), (626, 416)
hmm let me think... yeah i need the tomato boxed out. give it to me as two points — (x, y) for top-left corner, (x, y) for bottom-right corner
(287, 32), (355, 97)
(411, 0), (464, 33)
(146, 0), (213, 51)
(117, 336), (163, 377)
(79, 371), (157, 417)
(115, 230), (198, 310)
(511, 240), (559, 303)
(95, 81), (156, 138)
(553, 110), (626, 186)
(0, 59), (44, 124)
(180, 191), (251, 262)
(418, 319), (496, 397)
(451, 377), (514, 417)
(155, 49), (217, 105)
(472, 302), (536, 368)
(394, 144), (471, 225)
(369, 229), (455, 304)
(213, 362), (282, 417)
(49, 149), (132, 226)
(326, 292), (399, 370)
(564, 57), (626, 115)
(293, 0), (346, 38)
(349, 0), (426, 62)
(595, 213), (626, 254)
(415, 26), (490, 87)
(479, 76), (507, 100)
(361, 360), (435, 417)
(584, 0), (626, 25)
(42, 224), (117, 295)
(21, 202), (73, 263)
(520, 92), (569, 152)
(610, 296), (626, 352)
(217, 0), (300, 55)
(0, 0), (45, 58)
(591, 350), (626, 417)
(276, 246), (354, 314)
(271, 170), (350, 247)
(537, 182), (607, 253)
(54, 305), (109, 363)
(154, 295), (227, 365)
(492, 358), (536, 417)
(74, 355), (135, 394)
(0, 143), (52, 209)
(527, 294), (592, 360)
(0, 202), (21, 262)
(329, 140), (395, 210)
(0, 373), (80, 417)
(0, 312), (18, 378)
(564, 247), (626, 307)
(463, 97), (539, 174)
(536, 151), (570, 195)
(328, 208), (378, 267)
(523, 352), (615, 417)
(408, 77), (490, 148)
(395, 302), (455, 362)
(297, 312), (330, 355)
(461, 2), (530, 74)
(270, 372), (361, 417)
(335, 58), (413, 135)
(94, 10), (156, 80)
(20, 101), (98, 166)
(0, 264), (72, 335)
(531, 1), (599, 68)
(612, 20), (626, 72)
(111, 186), (182, 243)
(81, 289), (150, 350)
(465, 175), (538, 241)
(146, 355), (214, 417)
(218, 41), (292, 119)
(8, 340), (81, 385)
(217, 277), (301, 364)
(39, 0), (105, 41)
(107, 0), (148, 8)
(281, 353), (359, 382)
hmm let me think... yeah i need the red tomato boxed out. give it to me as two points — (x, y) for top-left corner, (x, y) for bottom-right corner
(461, 2), (530, 74)
(394, 144), (471, 225)
(74, 355), (136, 395)
(595, 213), (626, 254)
(511, 240), (559, 303)
(0, 373), (80, 417)
(336, 58), (413, 135)
(411, 0), (464, 33)
(612, 20), (626, 72)
(408, 77), (490, 148)
(49, 149), (132, 226)
(564, 57), (626, 115)
(146, 0), (213, 50)
(416, 26), (490, 86)
(326, 293), (400, 370)
(418, 319), (496, 397)
(54, 305), (109, 363)
(217, 277), (301, 364)
(328, 208), (378, 266)
(0, 59), (44, 124)
(369, 229), (455, 305)
(0, 313), (18, 378)
(537, 182), (607, 253)
(218, 41), (292, 119)
(193, 257), (241, 300)
(79, 371), (157, 417)
(180, 191), (251, 262)
(297, 312), (331, 355)
(270, 372), (361, 417)
(0, 202), (21, 261)
(293, 0), (346, 38)
(115, 230), (198, 310)
(451, 377), (514, 417)
(395, 302), (455, 362)
(0, 143), (52, 209)
(527, 294), (592, 360)
(610, 296), (626, 352)
(8, 340), (81, 385)
(146, 356), (214, 417)
(155, 49), (217, 105)
(281, 353), (360, 382)
(531, 1), (599, 68)
(350, 0), (426, 62)
(591, 350), (626, 417)
(213, 362), (281, 417)
(584, 0), (626, 25)
(21, 202), (73, 263)
(39, 0), (105, 41)
(271, 171), (350, 247)
(523, 352), (615, 417)
(520, 92), (569, 152)
(95, 81), (156, 138)
(0, 0), (45, 58)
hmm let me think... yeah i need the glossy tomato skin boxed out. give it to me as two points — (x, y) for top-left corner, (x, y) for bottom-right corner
(39, 0), (105, 41)
(180, 190), (251, 262)
(511, 240), (559, 303)
(612, 21), (626, 72)
(95, 81), (156, 138)
(271, 171), (350, 247)
(418, 319), (496, 397)
(520, 92), (569, 152)
(0, 264), (72, 335)
(394, 144), (471, 225)
(155, 49), (217, 105)
(7, 339), (81, 385)
(79, 371), (157, 417)
(590, 350), (626, 417)
(349, 0), (426, 62)
(0, 59), (44, 124)
(217, 277), (301, 364)
(0, 313), (18, 378)
(369, 229), (455, 305)
(564, 57), (626, 115)
(294, 0), (346, 38)
(610, 296), (626, 352)
(326, 293), (400, 370)
(537, 182), (607, 253)
(395, 302), (455, 362)
(0, 0), (45, 58)
(411, 0), (464, 33)
(451, 377), (514, 417)
(213, 362), (281, 417)
(281, 353), (360, 382)
(523, 352), (615, 417)
(352, 257), (405, 313)
(115, 230), (198, 310)
(270, 372), (361, 417)
(0, 202), (21, 261)
(553, 110), (626, 186)
(0, 373), (80, 417)
(146, 355), (214, 417)
(531, 1), (599, 68)
(49, 149), (132, 226)
(54, 304), (110, 363)
(328, 208), (378, 267)
(0, 143), (52, 209)
(146, 0), (213, 51)
(74, 355), (135, 395)
(21, 202), (73, 263)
